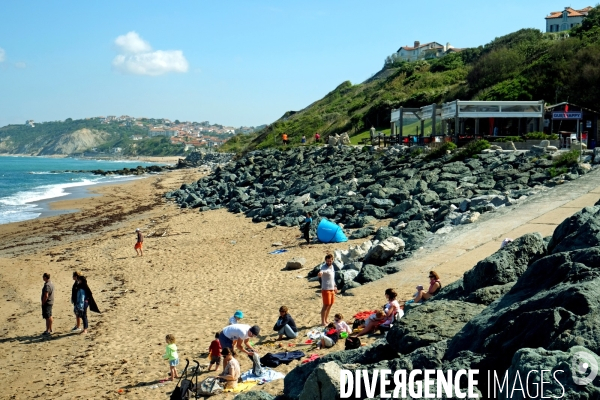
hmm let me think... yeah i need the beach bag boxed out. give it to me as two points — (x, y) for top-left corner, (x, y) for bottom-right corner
(345, 337), (361, 351)
(352, 319), (365, 330)
(195, 377), (223, 397)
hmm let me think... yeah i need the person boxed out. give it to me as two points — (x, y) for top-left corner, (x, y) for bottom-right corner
(135, 228), (143, 257)
(301, 135), (306, 144)
(318, 254), (337, 326)
(163, 334), (179, 381)
(208, 332), (222, 372)
(315, 132), (320, 142)
(218, 347), (241, 389)
(75, 276), (90, 334)
(218, 324), (260, 356)
(71, 271), (82, 331)
(370, 126), (376, 138)
(352, 310), (386, 338)
(282, 133), (289, 146)
(380, 288), (402, 327)
(333, 313), (352, 334)
(302, 212), (312, 244)
(229, 310), (243, 325)
(500, 238), (513, 249)
(317, 323), (339, 349)
(410, 271), (442, 304)
(493, 126), (499, 136)
(41, 273), (54, 336)
(273, 306), (298, 340)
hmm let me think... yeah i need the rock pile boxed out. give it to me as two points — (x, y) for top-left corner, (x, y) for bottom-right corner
(166, 145), (589, 250)
(275, 203), (600, 399)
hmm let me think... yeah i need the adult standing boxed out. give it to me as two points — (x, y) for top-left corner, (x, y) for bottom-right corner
(282, 133), (289, 146)
(135, 228), (143, 257)
(301, 135), (306, 144)
(74, 275), (100, 334)
(302, 212), (312, 245)
(41, 273), (55, 336)
(218, 324), (260, 356)
(318, 254), (337, 326)
(273, 306), (298, 340)
(71, 271), (82, 331)
(314, 132), (320, 142)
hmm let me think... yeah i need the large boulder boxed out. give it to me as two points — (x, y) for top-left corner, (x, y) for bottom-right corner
(299, 361), (342, 400)
(286, 257), (307, 270)
(233, 392), (275, 400)
(363, 237), (405, 265)
(548, 206), (600, 254)
(386, 300), (486, 354)
(354, 264), (385, 284)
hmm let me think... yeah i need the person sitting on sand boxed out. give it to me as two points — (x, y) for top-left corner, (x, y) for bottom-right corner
(379, 289), (402, 329)
(333, 313), (352, 334)
(218, 348), (241, 389)
(317, 323), (339, 349)
(273, 305), (298, 340)
(163, 334), (179, 381)
(134, 228), (143, 257)
(229, 310), (243, 325)
(352, 310), (386, 338)
(218, 324), (260, 356)
(409, 271), (442, 304)
(207, 332), (222, 372)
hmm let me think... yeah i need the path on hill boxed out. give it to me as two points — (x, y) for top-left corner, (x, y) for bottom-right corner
(354, 167), (600, 299)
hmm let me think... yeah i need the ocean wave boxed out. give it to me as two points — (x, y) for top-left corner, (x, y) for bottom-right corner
(0, 179), (99, 206)
(0, 206), (42, 224)
(29, 171), (62, 175)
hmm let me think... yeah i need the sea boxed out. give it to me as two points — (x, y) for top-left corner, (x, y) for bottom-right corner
(0, 156), (166, 225)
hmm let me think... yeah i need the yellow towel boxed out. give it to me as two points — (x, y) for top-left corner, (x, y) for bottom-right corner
(223, 381), (258, 393)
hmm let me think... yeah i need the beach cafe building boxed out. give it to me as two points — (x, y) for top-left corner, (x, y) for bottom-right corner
(544, 102), (599, 149)
(390, 100), (545, 144)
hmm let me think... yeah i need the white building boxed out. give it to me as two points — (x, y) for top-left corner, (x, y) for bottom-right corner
(396, 41), (461, 62)
(148, 127), (178, 137)
(546, 6), (592, 32)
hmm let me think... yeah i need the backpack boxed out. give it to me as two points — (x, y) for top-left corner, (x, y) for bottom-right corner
(195, 377), (223, 397)
(345, 336), (361, 350)
(352, 319), (365, 330)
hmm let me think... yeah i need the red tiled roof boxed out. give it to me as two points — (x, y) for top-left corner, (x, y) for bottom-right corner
(546, 6), (592, 19)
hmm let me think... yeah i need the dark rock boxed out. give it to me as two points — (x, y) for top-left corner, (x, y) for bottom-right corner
(374, 226), (395, 241)
(354, 264), (385, 284)
(349, 226), (376, 240)
(233, 391), (276, 400)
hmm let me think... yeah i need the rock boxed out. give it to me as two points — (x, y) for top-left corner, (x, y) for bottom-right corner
(348, 226), (376, 240)
(548, 206), (600, 254)
(594, 147), (600, 164)
(386, 300), (486, 354)
(328, 134), (339, 146)
(459, 198), (471, 212)
(286, 257), (306, 270)
(530, 145), (546, 154)
(540, 139), (550, 147)
(272, 242), (283, 247)
(342, 262), (363, 271)
(339, 132), (351, 145)
(374, 226), (395, 241)
(363, 237), (405, 265)
(354, 264), (385, 284)
(546, 145), (558, 153)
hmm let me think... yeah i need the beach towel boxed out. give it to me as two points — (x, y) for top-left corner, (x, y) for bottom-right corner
(306, 328), (323, 340)
(353, 310), (378, 320)
(268, 249), (288, 255)
(223, 381), (258, 393)
(240, 368), (286, 383)
(301, 354), (320, 364)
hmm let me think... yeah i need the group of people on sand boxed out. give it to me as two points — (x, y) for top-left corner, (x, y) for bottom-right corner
(40, 271), (99, 336)
(155, 252), (442, 388)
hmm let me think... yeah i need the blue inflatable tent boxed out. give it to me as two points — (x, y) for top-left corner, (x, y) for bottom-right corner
(316, 219), (348, 243)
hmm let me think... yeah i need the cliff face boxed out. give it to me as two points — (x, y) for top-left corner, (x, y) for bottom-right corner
(36, 129), (110, 155)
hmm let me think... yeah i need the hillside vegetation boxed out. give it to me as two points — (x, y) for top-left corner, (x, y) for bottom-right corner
(221, 6), (600, 153)
(0, 119), (185, 156)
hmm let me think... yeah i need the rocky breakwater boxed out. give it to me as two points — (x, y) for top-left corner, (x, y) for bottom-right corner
(165, 146), (591, 286)
(261, 203), (600, 400)
(84, 151), (234, 176)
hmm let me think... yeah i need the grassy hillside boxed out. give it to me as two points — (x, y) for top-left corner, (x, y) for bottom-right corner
(220, 6), (600, 153)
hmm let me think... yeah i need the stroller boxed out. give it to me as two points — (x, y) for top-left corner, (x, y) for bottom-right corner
(171, 359), (223, 399)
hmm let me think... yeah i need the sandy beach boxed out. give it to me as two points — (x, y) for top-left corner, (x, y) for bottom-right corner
(2, 166), (599, 399)
(0, 169), (393, 399)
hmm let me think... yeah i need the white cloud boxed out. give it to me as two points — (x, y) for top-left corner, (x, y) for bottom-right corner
(112, 32), (188, 76)
(0, 48), (5, 63)
(114, 32), (151, 54)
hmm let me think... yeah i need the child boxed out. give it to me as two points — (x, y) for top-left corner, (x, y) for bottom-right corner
(333, 313), (352, 334)
(163, 334), (179, 381)
(317, 323), (339, 349)
(229, 310), (243, 325)
(208, 332), (222, 372)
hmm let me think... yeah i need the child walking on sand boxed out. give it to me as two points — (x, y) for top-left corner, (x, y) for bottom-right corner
(163, 334), (179, 381)
(208, 332), (222, 372)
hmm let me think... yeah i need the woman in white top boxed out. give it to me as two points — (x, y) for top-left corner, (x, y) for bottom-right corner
(355, 288), (401, 337)
(218, 347), (241, 389)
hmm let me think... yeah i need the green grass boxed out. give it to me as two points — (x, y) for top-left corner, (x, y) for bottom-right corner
(450, 139), (491, 161)
(350, 129), (391, 145)
(553, 149), (580, 168)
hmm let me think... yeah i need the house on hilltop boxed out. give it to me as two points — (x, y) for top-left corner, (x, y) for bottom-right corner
(546, 6), (592, 32)
(396, 41), (461, 62)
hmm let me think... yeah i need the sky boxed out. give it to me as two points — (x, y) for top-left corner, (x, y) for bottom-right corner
(0, 1), (579, 128)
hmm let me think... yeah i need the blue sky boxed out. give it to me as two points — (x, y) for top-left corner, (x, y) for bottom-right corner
(0, 1), (578, 128)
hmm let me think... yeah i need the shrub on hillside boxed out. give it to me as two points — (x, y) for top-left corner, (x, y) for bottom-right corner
(525, 132), (559, 140)
(451, 140), (491, 161)
(553, 150), (580, 167)
(425, 142), (457, 160)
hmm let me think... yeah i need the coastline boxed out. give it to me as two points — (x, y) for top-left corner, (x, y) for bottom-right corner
(0, 152), (182, 164)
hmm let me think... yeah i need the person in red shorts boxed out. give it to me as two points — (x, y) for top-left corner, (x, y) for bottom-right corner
(318, 253), (337, 326)
(135, 228), (143, 257)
